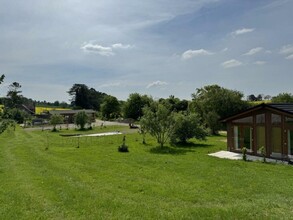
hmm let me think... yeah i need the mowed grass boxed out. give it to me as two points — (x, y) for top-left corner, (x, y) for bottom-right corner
(1, 127), (293, 219)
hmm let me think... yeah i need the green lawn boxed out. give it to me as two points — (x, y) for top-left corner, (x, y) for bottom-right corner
(1, 126), (293, 219)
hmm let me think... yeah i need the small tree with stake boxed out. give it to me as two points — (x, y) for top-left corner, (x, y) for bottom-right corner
(118, 135), (129, 152)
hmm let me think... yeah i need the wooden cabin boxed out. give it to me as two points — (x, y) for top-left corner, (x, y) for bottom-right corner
(221, 104), (293, 160)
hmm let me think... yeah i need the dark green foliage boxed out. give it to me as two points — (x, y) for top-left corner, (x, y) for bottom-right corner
(6, 82), (23, 108)
(118, 135), (129, 152)
(259, 146), (266, 163)
(123, 93), (152, 120)
(0, 74), (4, 84)
(74, 111), (89, 130)
(140, 102), (176, 147)
(171, 113), (207, 144)
(271, 93), (293, 103)
(191, 84), (249, 134)
(50, 114), (64, 132)
(159, 95), (189, 112)
(100, 95), (120, 120)
(2, 108), (30, 124)
(68, 84), (107, 110)
(242, 147), (247, 161)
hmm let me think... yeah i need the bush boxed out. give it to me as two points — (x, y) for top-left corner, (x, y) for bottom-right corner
(118, 136), (129, 152)
(171, 113), (207, 144)
(74, 111), (89, 130)
(242, 147), (247, 161)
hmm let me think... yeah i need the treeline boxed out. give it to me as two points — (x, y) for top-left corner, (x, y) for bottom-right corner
(1, 72), (293, 140)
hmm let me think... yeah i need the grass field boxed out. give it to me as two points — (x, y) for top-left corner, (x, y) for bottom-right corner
(1, 126), (293, 219)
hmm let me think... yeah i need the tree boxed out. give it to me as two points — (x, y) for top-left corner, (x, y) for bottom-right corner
(159, 95), (189, 112)
(191, 85), (249, 134)
(140, 103), (176, 148)
(123, 93), (152, 120)
(271, 93), (293, 103)
(100, 95), (120, 120)
(68, 84), (91, 109)
(68, 84), (107, 110)
(171, 113), (207, 143)
(247, 94), (257, 101)
(74, 111), (89, 130)
(50, 114), (64, 131)
(6, 82), (23, 108)
(0, 75), (15, 134)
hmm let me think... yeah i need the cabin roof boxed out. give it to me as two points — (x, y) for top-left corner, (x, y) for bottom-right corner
(221, 103), (293, 122)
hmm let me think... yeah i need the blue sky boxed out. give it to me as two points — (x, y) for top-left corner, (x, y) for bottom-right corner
(0, 0), (292, 102)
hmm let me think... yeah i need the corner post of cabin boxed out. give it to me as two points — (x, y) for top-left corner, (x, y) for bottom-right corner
(265, 112), (271, 157)
(252, 114), (257, 155)
(282, 115), (288, 158)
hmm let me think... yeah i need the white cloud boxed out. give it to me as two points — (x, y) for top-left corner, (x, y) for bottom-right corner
(112, 43), (133, 49)
(254, 61), (267, 65)
(243, 47), (263, 56)
(231, 28), (255, 36)
(222, 48), (228, 52)
(280, 44), (293, 54)
(182, 49), (214, 60)
(81, 43), (114, 56)
(286, 54), (293, 60)
(146, 81), (168, 89)
(221, 59), (243, 68)
(81, 42), (133, 56)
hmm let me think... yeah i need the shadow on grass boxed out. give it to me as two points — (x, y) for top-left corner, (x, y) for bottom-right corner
(174, 142), (213, 149)
(149, 146), (194, 155)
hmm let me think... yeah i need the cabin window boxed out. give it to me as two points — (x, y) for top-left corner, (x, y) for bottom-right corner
(234, 126), (240, 150)
(256, 114), (265, 124)
(233, 116), (253, 124)
(271, 127), (282, 156)
(243, 127), (252, 151)
(233, 126), (252, 151)
(271, 114), (281, 125)
(285, 117), (293, 126)
(256, 126), (265, 153)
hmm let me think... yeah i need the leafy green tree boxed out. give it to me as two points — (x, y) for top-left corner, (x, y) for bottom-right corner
(271, 93), (293, 103)
(6, 82), (23, 108)
(191, 84), (249, 134)
(123, 93), (152, 120)
(0, 75), (15, 134)
(140, 103), (176, 147)
(50, 114), (64, 131)
(100, 95), (120, 120)
(2, 108), (30, 124)
(171, 113), (207, 143)
(68, 84), (91, 109)
(68, 84), (107, 110)
(74, 111), (89, 130)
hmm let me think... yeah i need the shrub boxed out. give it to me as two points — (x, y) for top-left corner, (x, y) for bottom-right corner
(171, 113), (207, 144)
(118, 136), (129, 152)
(259, 146), (266, 163)
(74, 111), (89, 130)
(242, 147), (247, 161)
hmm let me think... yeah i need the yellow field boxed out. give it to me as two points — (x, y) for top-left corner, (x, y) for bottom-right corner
(35, 106), (71, 115)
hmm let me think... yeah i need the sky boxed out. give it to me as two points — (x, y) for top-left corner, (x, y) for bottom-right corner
(0, 0), (292, 103)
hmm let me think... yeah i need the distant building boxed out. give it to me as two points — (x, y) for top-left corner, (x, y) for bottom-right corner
(221, 104), (293, 160)
(49, 109), (96, 123)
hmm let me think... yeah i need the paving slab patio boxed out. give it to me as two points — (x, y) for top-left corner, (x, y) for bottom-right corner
(208, 151), (289, 164)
